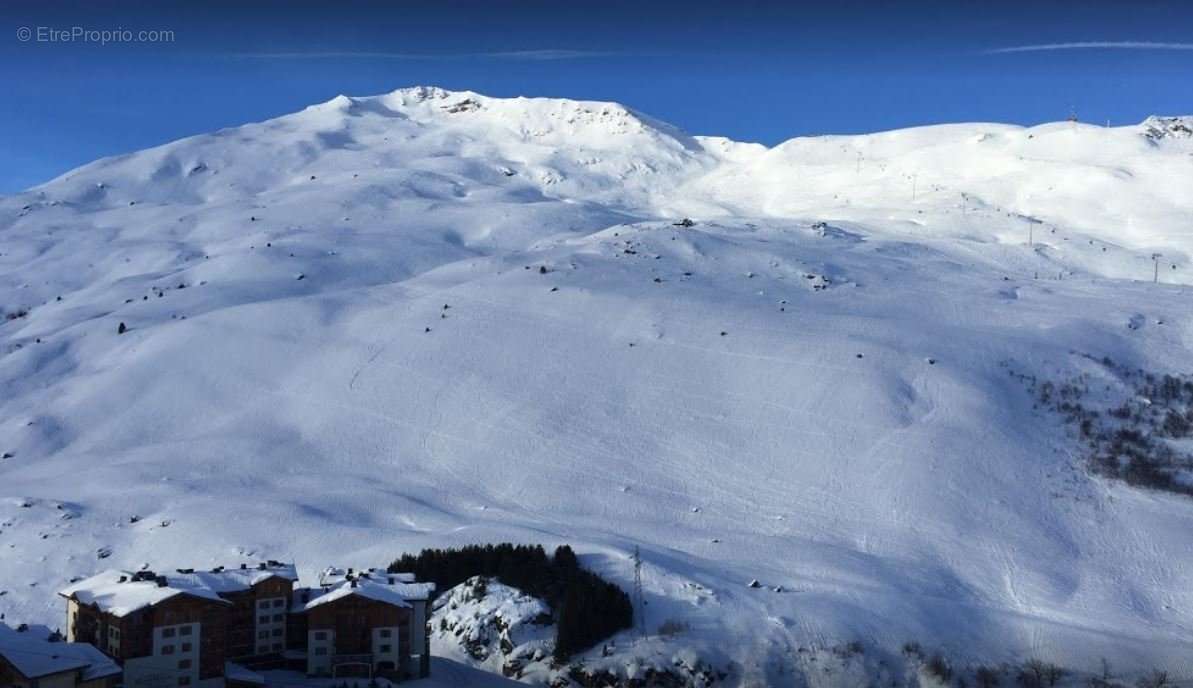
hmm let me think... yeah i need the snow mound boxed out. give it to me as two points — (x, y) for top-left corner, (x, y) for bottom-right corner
(431, 577), (553, 675)
(430, 577), (725, 687)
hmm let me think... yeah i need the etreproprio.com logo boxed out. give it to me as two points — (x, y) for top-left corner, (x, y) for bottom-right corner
(16, 26), (175, 45)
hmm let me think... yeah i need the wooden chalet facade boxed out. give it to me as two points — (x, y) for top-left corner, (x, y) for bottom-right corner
(291, 569), (433, 681)
(209, 566), (295, 661)
(62, 572), (230, 688)
(304, 592), (408, 677)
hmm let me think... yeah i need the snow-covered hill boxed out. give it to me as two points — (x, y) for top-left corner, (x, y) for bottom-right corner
(430, 576), (724, 687)
(3, 86), (1193, 685)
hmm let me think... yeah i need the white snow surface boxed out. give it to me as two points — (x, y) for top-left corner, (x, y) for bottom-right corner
(3, 86), (1193, 682)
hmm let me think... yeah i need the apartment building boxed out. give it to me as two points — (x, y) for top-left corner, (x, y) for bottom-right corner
(55, 561), (432, 685)
(59, 570), (229, 688)
(291, 568), (434, 680)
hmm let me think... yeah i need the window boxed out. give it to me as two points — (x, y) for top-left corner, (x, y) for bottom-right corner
(178, 660), (191, 670)
(258, 631), (269, 640)
(258, 616), (270, 624)
(314, 631), (327, 641)
(162, 628), (176, 638)
(181, 643), (192, 652)
(271, 628), (283, 637)
(258, 600), (270, 609)
(379, 644), (391, 653)
(314, 647), (327, 656)
(272, 599), (284, 608)
(273, 614), (284, 622)
(273, 643), (283, 652)
(178, 677), (191, 687)
(379, 629), (391, 638)
(179, 626), (192, 637)
(161, 645), (175, 655)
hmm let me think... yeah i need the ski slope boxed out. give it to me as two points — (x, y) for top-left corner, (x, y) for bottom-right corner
(2, 87), (1193, 683)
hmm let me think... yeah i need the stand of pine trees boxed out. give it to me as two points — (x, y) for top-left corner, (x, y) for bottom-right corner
(388, 543), (632, 660)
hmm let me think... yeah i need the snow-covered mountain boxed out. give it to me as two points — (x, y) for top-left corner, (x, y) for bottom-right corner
(3, 86), (1193, 685)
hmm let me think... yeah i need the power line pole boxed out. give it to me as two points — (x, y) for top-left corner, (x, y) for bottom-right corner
(1152, 253), (1162, 283)
(632, 546), (646, 639)
(1021, 216), (1041, 247)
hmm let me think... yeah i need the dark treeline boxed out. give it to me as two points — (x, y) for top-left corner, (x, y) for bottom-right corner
(388, 543), (633, 660)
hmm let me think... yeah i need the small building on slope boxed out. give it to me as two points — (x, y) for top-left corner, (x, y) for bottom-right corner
(0, 622), (121, 688)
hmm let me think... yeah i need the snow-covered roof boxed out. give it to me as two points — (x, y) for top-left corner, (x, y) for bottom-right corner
(317, 566), (414, 588)
(173, 562), (299, 594)
(0, 623), (120, 681)
(297, 570), (435, 613)
(59, 569), (227, 617)
(58, 562), (296, 617)
(299, 579), (412, 611)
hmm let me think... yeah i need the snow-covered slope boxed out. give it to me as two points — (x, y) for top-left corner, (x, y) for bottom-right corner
(3, 87), (1193, 685)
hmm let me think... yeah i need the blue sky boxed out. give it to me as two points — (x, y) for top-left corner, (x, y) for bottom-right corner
(1, 0), (1191, 193)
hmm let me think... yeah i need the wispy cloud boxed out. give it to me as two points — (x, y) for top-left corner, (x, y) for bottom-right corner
(488, 49), (620, 61)
(984, 41), (1193, 54)
(230, 49), (619, 61)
